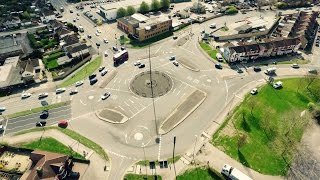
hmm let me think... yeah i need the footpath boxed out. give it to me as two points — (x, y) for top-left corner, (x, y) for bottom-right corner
(2, 129), (109, 180)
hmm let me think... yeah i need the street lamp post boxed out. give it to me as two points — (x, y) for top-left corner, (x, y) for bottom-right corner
(142, 143), (147, 178)
(115, 33), (117, 48)
(172, 136), (177, 180)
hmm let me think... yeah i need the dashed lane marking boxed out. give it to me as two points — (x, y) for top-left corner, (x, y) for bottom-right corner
(118, 106), (125, 111)
(157, 135), (162, 161)
(124, 101), (130, 107)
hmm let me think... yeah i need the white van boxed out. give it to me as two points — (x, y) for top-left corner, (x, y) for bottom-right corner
(209, 23), (216, 29)
(216, 53), (223, 62)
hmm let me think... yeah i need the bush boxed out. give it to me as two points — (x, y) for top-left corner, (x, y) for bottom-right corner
(275, 2), (287, 9)
(225, 6), (238, 15)
(307, 102), (315, 111)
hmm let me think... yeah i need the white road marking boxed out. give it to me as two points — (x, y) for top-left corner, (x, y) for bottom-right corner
(128, 98), (161, 120)
(80, 99), (87, 106)
(193, 79), (200, 84)
(176, 90), (181, 95)
(224, 80), (229, 106)
(118, 106), (125, 111)
(104, 88), (131, 93)
(124, 101), (130, 107)
(165, 70), (172, 75)
(132, 96), (138, 100)
(70, 96), (74, 101)
(172, 88), (176, 93)
(129, 99), (134, 104)
(111, 95), (118, 100)
(187, 76), (193, 81)
(158, 135), (162, 161)
(235, 94), (243, 100)
(129, 110), (135, 115)
(181, 93), (186, 98)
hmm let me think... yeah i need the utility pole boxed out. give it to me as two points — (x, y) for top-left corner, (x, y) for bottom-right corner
(142, 143), (147, 178)
(148, 45), (158, 135)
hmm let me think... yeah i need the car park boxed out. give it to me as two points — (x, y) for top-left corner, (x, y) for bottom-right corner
(75, 81), (84, 87)
(56, 88), (66, 94)
(89, 74), (97, 80)
(101, 92), (111, 100)
(173, 61), (179, 66)
(101, 70), (108, 76)
(70, 89), (78, 95)
(291, 64), (300, 68)
(253, 66), (261, 72)
(250, 88), (258, 95)
(38, 93), (48, 99)
(134, 61), (141, 66)
(36, 121), (46, 127)
(138, 64), (145, 68)
(215, 63), (222, 69)
(99, 66), (105, 72)
(40, 110), (49, 119)
(21, 92), (31, 99)
(0, 107), (5, 112)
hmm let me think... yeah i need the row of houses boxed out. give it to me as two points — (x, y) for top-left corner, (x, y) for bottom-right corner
(220, 37), (301, 62)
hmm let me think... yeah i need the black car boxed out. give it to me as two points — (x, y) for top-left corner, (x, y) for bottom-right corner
(89, 74), (96, 80)
(40, 110), (49, 119)
(253, 66), (261, 72)
(36, 121), (47, 127)
(215, 63), (222, 69)
(87, 35), (92, 39)
(96, 42), (100, 47)
(68, 171), (80, 178)
(98, 66), (105, 72)
(120, 46), (126, 50)
(237, 69), (244, 73)
(138, 64), (145, 68)
(112, 46), (118, 51)
(90, 78), (98, 85)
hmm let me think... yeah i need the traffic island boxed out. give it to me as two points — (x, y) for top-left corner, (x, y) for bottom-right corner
(96, 108), (128, 124)
(159, 90), (207, 134)
(177, 57), (200, 72)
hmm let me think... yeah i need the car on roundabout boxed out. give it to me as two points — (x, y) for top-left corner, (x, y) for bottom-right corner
(101, 92), (111, 100)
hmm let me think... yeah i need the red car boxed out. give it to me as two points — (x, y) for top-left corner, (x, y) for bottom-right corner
(58, 120), (68, 128)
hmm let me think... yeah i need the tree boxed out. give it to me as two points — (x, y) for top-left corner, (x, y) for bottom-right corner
(225, 6), (238, 15)
(116, 7), (127, 18)
(237, 134), (247, 151)
(139, 1), (150, 14)
(160, 0), (170, 10)
(127, 6), (136, 16)
(151, 0), (161, 11)
(21, 11), (31, 20)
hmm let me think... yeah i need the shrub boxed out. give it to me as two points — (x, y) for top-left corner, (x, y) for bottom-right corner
(275, 2), (287, 9)
(225, 6), (238, 15)
(307, 102), (315, 111)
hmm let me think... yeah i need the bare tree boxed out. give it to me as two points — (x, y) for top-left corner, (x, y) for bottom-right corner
(237, 133), (247, 151)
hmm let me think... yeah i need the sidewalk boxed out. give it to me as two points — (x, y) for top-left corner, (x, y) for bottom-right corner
(2, 129), (109, 180)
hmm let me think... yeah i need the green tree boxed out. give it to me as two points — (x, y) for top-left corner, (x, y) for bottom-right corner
(139, 1), (150, 14)
(21, 11), (31, 20)
(160, 0), (170, 10)
(116, 7), (127, 18)
(151, 0), (161, 11)
(225, 6), (238, 15)
(127, 6), (136, 16)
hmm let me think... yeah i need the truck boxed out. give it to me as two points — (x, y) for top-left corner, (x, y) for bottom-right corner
(113, 50), (128, 66)
(221, 164), (252, 180)
(264, 67), (276, 75)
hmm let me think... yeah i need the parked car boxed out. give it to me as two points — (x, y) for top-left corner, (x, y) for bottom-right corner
(101, 70), (108, 76)
(112, 46), (118, 51)
(173, 36), (178, 40)
(99, 66), (105, 72)
(90, 78), (98, 85)
(237, 69), (243, 73)
(58, 120), (68, 128)
(173, 61), (179, 66)
(121, 46), (126, 50)
(56, 88), (66, 94)
(40, 110), (49, 119)
(75, 81), (84, 87)
(36, 121), (47, 127)
(0, 107), (5, 112)
(273, 81), (283, 89)
(103, 39), (109, 43)
(96, 42), (100, 46)
(70, 89), (78, 95)
(89, 74), (97, 80)
(253, 66), (261, 72)
(169, 56), (176, 60)
(21, 92), (31, 99)
(291, 64), (300, 68)
(250, 88), (258, 95)
(38, 93), (48, 99)
(308, 68), (318, 74)
(101, 92), (111, 100)
(134, 61), (141, 66)
(87, 35), (92, 39)
(138, 64), (145, 68)
(104, 51), (108, 57)
(215, 63), (222, 69)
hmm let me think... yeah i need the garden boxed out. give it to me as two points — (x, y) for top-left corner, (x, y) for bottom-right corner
(212, 77), (320, 175)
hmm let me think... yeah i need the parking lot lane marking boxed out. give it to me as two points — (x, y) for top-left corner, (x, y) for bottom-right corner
(132, 96), (138, 100)
(80, 99), (87, 106)
(181, 93), (186, 99)
(193, 79), (200, 84)
(187, 76), (192, 81)
(118, 106), (125, 111)
(129, 110), (135, 115)
(165, 70), (172, 75)
(124, 101), (130, 107)
(129, 99), (134, 104)
(176, 90), (181, 96)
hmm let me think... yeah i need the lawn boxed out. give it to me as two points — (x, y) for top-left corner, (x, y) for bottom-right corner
(58, 56), (102, 88)
(199, 42), (218, 60)
(177, 167), (224, 180)
(212, 78), (320, 175)
(43, 51), (65, 70)
(7, 101), (70, 119)
(277, 59), (310, 65)
(15, 127), (108, 160)
(124, 174), (162, 180)
(19, 137), (84, 160)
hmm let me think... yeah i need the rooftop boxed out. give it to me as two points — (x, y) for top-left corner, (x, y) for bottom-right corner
(137, 15), (171, 30)
(100, 0), (152, 11)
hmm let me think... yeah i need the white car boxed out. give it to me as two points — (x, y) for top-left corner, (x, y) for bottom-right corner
(0, 124), (5, 131)
(21, 92), (31, 99)
(101, 70), (108, 76)
(38, 93), (49, 98)
(250, 88), (258, 95)
(75, 81), (84, 87)
(56, 88), (66, 94)
(291, 64), (299, 68)
(95, 32), (99, 36)
(101, 92), (111, 100)
(134, 61), (141, 66)
(173, 61), (179, 66)
(0, 107), (5, 112)
(103, 39), (109, 43)
(97, 29), (101, 33)
(70, 89), (78, 95)
(273, 81), (283, 89)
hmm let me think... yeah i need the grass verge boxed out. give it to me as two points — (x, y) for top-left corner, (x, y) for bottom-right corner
(199, 42), (219, 61)
(212, 78), (320, 175)
(7, 101), (70, 119)
(177, 167), (224, 180)
(124, 174), (162, 180)
(19, 137), (85, 160)
(58, 56), (102, 88)
(136, 155), (181, 166)
(277, 59), (310, 64)
(14, 127), (108, 160)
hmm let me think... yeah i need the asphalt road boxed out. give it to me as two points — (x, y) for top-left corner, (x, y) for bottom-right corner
(4, 105), (71, 135)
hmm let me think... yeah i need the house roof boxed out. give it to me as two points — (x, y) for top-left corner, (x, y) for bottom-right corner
(26, 150), (69, 180)
(62, 34), (79, 46)
(244, 44), (260, 52)
(66, 43), (88, 54)
(117, 16), (140, 26)
(229, 46), (246, 53)
(49, 20), (64, 29)
(42, 8), (55, 17)
(56, 27), (72, 37)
